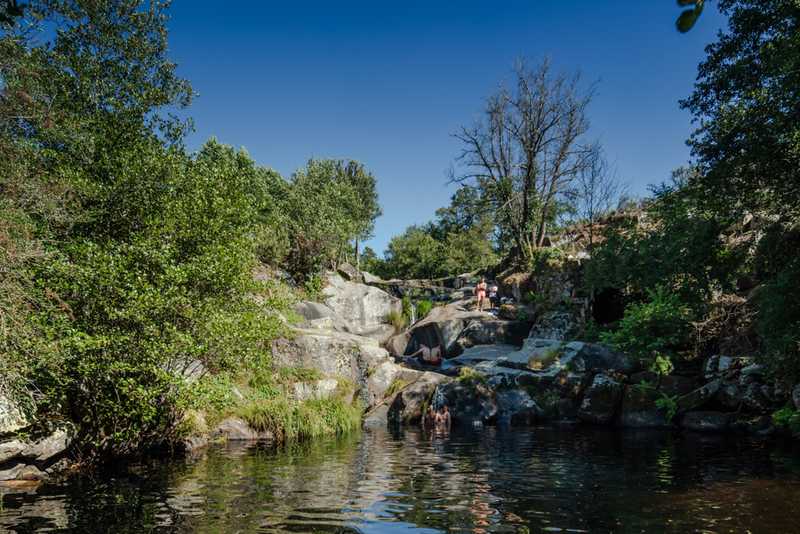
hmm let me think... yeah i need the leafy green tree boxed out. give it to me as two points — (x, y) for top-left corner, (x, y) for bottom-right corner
(676, 0), (706, 32)
(682, 0), (799, 220)
(382, 225), (445, 279)
(585, 170), (742, 309)
(283, 159), (380, 278)
(680, 0), (800, 376)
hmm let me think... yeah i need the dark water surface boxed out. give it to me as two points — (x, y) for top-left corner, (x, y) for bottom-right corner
(2, 426), (800, 533)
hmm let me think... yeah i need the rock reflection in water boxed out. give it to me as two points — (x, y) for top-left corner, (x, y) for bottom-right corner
(2, 427), (800, 533)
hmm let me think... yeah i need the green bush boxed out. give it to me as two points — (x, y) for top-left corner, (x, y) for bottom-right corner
(386, 310), (407, 332)
(773, 406), (800, 435)
(457, 366), (487, 387)
(601, 285), (691, 367)
(416, 299), (433, 320)
(238, 396), (362, 443)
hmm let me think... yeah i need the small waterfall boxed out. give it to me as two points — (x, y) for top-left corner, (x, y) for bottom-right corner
(410, 303), (417, 325)
(431, 385), (446, 410)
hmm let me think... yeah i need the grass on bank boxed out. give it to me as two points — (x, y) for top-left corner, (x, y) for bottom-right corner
(238, 396), (362, 442)
(180, 352), (362, 445)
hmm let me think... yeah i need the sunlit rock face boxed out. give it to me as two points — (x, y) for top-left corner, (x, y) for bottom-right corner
(0, 388), (28, 435)
(322, 272), (401, 336)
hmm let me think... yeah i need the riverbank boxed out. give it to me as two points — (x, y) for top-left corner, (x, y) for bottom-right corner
(2, 261), (799, 487)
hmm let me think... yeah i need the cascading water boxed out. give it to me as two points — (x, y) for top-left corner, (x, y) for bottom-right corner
(431, 384), (446, 410)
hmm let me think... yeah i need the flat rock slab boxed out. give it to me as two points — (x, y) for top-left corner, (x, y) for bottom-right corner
(445, 344), (519, 368)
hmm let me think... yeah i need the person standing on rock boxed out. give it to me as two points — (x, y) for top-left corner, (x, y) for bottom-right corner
(488, 283), (499, 310)
(475, 278), (488, 312)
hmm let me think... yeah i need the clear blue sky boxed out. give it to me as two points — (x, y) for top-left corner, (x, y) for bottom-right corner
(167, 1), (726, 255)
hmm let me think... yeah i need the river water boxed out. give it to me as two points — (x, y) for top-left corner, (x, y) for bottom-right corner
(2, 426), (800, 533)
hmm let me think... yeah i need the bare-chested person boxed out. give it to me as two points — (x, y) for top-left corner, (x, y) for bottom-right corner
(407, 344), (442, 366)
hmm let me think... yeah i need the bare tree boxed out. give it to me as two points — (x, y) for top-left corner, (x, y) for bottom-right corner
(452, 58), (594, 260)
(574, 144), (627, 249)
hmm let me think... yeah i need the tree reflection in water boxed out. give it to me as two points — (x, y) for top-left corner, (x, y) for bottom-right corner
(2, 427), (800, 533)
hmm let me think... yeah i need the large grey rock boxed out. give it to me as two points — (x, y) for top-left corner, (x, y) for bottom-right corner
(357, 324), (397, 345)
(24, 428), (71, 463)
(676, 379), (721, 414)
(364, 362), (423, 408)
(446, 344), (519, 367)
(438, 381), (497, 426)
(495, 389), (542, 425)
(405, 303), (489, 357)
(681, 411), (733, 433)
(453, 319), (531, 353)
(0, 439), (26, 463)
(212, 417), (271, 441)
(0, 388), (28, 434)
(388, 372), (450, 425)
(362, 405), (390, 428)
(558, 342), (633, 374)
(528, 310), (577, 341)
(578, 374), (623, 424)
(362, 271), (383, 285)
(385, 332), (410, 357)
(294, 301), (337, 321)
(336, 262), (364, 283)
(618, 386), (671, 428)
(323, 273), (400, 335)
(0, 463), (45, 481)
(502, 338), (562, 370)
(501, 339), (631, 376)
(291, 378), (340, 402)
(793, 384), (800, 411)
(272, 328), (389, 383)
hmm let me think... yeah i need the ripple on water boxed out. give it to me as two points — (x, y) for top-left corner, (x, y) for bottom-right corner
(3, 427), (800, 532)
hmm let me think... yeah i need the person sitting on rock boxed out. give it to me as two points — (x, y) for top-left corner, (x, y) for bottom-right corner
(407, 344), (443, 366)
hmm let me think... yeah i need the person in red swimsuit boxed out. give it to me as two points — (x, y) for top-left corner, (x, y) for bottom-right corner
(475, 277), (488, 311)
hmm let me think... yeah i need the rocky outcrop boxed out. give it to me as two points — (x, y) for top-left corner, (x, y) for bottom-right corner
(618, 385), (671, 428)
(323, 272), (401, 336)
(495, 389), (543, 425)
(272, 328), (388, 382)
(578, 374), (623, 424)
(388, 372), (451, 425)
(24, 428), (72, 463)
(0, 426), (74, 483)
(438, 381), (497, 426)
(212, 418), (272, 441)
(405, 303), (487, 356)
(0, 388), (28, 435)
(452, 319), (531, 353)
(527, 310), (577, 341)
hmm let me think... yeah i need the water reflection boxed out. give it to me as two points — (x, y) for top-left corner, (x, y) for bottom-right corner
(2, 426), (800, 533)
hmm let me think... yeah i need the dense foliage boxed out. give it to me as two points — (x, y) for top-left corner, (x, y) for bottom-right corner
(588, 0), (800, 381)
(371, 186), (498, 279)
(0, 1), (379, 456)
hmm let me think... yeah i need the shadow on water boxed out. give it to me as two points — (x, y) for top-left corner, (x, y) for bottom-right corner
(2, 426), (800, 533)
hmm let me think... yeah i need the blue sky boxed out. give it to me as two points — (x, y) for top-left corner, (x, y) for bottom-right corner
(168, 1), (726, 255)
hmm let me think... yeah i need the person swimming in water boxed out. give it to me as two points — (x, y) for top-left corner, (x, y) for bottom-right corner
(434, 405), (451, 432)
